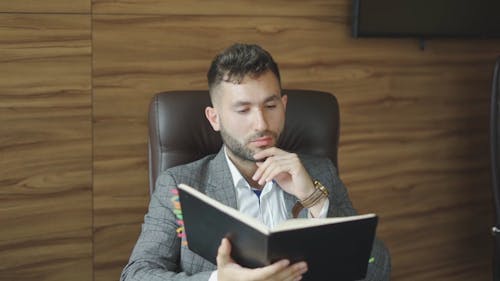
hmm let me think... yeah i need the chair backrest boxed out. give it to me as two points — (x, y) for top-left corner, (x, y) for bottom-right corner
(148, 89), (340, 194)
(490, 57), (500, 281)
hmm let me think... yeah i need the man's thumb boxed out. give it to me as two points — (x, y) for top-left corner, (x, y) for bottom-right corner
(216, 238), (232, 266)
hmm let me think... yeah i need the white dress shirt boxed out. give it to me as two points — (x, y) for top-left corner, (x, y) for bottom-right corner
(208, 147), (329, 280)
(225, 148), (289, 228)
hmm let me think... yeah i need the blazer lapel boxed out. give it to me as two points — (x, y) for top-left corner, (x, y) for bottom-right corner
(204, 149), (238, 209)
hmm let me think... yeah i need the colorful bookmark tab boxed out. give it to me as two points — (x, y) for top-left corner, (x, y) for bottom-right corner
(170, 188), (187, 246)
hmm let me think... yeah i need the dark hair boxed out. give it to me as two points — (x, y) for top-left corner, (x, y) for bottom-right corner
(207, 43), (281, 96)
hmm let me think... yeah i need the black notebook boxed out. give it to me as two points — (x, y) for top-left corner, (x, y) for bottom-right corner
(177, 183), (378, 281)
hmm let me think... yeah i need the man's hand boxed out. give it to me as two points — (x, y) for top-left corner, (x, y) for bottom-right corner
(217, 238), (307, 281)
(252, 147), (314, 201)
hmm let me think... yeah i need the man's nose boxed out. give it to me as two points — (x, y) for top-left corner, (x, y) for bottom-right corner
(253, 109), (269, 131)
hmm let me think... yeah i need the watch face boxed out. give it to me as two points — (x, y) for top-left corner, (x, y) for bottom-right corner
(314, 180), (329, 197)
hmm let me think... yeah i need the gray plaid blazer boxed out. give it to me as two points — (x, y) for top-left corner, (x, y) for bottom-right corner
(120, 149), (391, 281)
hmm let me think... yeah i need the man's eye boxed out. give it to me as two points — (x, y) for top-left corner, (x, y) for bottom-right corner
(266, 104), (277, 109)
(236, 108), (249, 113)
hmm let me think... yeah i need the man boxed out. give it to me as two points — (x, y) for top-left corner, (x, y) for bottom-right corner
(121, 43), (391, 281)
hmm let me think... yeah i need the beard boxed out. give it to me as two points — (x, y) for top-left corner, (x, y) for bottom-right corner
(220, 125), (278, 162)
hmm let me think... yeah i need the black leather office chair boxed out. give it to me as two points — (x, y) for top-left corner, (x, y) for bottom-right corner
(490, 57), (500, 281)
(148, 90), (340, 195)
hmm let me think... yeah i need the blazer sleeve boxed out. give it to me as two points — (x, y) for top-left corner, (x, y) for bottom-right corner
(320, 158), (392, 281)
(120, 171), (213, 281)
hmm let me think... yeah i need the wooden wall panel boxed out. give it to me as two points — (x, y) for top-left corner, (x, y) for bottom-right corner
(93, 9), (499, 281)
(92, 0), (345, 16)
(0, 14), (92, 281)
(336, 57), (494, 280)
(0, 0), (90, 13)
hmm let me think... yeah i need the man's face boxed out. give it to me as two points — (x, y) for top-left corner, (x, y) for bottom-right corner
(206, 71), (287, 162)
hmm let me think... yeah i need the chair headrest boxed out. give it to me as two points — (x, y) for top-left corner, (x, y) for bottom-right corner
(148, 89), (340, 194)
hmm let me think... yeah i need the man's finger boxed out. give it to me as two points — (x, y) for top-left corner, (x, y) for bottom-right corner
(272, 261), (308, 281)
(257, 163), (283, 185)
(216, 238), (231, 266)
(253, 147), (282, 160)
(251, 259), (290, 278)
(252, 154), (286, 181)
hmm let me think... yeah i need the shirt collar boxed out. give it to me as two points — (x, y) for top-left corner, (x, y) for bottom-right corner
(223, 146), (249, 189)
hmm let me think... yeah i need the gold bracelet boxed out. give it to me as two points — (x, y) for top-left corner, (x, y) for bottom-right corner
(292, 180), (329, 218)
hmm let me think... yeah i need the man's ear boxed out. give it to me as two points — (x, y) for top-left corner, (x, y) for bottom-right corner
(205, 106), (220, 131)
(281, 94), (288, 110)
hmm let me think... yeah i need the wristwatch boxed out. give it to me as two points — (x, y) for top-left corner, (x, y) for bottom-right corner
(292, 180), (329, 218)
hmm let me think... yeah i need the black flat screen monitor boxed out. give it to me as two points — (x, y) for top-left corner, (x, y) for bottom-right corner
(352, 0), (500, 38)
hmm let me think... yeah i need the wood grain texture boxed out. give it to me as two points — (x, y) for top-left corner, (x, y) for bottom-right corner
(0, 14), (92, 281)
(337, 58), (495, 280)
(92, 0), (346, 16)
(93, 10), (500, 281)
(0, 0), (90, 13)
